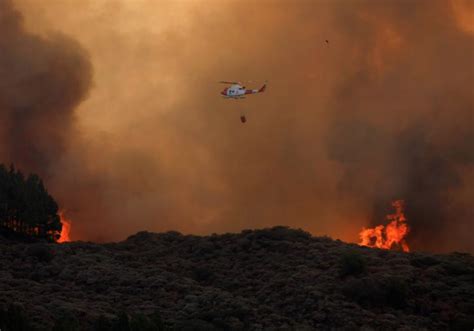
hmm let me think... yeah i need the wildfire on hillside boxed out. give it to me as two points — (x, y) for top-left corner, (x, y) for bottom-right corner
(359, 200), (410, 252)
(57, 211), (72, 243)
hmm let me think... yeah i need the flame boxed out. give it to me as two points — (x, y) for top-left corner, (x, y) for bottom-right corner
(57, 210), (72, 243)
(359, 200), (410, 252)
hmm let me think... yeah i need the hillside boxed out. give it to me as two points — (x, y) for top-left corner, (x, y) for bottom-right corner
(0, 226), (473, 330)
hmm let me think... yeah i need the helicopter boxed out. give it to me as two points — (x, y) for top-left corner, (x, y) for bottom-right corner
(219, 81), (266, 99)
(219, 81), (267, 123)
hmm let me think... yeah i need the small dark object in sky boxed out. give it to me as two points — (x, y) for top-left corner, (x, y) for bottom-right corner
(240, 116), (246, 123)
(325, 40), (329, 44)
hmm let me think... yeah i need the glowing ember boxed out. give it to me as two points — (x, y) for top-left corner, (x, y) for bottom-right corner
(359, 200), (409, 252)
(57, 211), (72, 243)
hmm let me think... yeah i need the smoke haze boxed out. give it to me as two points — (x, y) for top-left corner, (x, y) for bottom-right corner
(0, 0), (92, 173)
(2, 0), (473, 252)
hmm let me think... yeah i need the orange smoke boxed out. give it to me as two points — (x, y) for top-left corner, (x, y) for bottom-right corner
(57, 211), (72, 243)
(359, 200), (409, 252)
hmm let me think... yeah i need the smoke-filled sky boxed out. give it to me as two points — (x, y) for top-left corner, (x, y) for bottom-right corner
(2, 0), (473, 252)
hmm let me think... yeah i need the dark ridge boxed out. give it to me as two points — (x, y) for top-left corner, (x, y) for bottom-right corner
(1, 226), (473, 330)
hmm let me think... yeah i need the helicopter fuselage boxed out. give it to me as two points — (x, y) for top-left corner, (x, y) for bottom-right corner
(221, 84), (265, 98)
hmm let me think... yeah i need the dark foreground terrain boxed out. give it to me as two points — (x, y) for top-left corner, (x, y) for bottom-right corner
(1, 226), (473, 330)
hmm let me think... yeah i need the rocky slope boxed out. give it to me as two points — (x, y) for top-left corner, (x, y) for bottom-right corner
(0, 226), (473, 330)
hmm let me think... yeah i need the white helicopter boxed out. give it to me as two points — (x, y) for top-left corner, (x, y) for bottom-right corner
(219, 81), (267, 123)
(219, 81), (266, 99)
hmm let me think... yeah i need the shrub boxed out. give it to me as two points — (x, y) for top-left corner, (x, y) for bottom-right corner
(253, 226), (311, 241)
(339, 251), (367, 277)
(0, 304), (32, 331)
(451, 315), (474, 331)
(25, 243), (54, 262)
(52, 316), (80, 331)
(193, 266), (214, 282)
(442, 261), (473, 276)
(410, 255), (440, 268)
(342, 278), (384, 307)
(93, 310), (166, 331)
(149, 310), (166, 331)
(94, 315), (112, 331)
(173, 319), (217, 331)
(342, 276), (409, 309)
(384, 277), (409, 309)
(112, 311), (130, 331)
(130, 313), (156, 331)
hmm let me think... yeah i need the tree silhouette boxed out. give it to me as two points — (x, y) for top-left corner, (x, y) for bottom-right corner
(0, 164), (62, 242)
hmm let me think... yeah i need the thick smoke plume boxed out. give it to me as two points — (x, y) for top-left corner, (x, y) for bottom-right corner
(326, 1), (474, 252)
(6, 0), (473, 252)
(0, 0), (92, 175)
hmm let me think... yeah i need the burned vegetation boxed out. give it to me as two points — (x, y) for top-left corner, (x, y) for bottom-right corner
(1, 226), (473, 330)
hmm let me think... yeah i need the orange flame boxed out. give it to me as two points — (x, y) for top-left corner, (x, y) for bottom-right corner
(359, 200), (409, 252)
(57, 210), (72, 243)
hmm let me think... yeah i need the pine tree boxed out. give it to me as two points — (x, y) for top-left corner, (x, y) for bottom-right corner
(0, 164), (62, 241)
